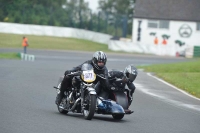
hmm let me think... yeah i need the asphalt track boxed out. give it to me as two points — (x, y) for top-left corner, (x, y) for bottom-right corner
(0, 49), (200, 133)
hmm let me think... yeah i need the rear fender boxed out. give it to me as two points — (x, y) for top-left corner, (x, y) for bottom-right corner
(110, 92), (128, 109)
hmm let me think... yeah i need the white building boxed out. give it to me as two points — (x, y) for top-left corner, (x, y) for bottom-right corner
(132, 0), (200, 56)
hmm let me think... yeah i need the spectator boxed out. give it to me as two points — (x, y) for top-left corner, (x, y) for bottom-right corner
(162, 39), (167, 45)
(22, 36), (29, 54)
(154, 37), (158, 45)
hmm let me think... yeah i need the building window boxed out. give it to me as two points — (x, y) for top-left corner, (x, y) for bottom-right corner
(159, 20), (169, 29)
(148, 20), (169, 29)
(148, 20), (158, 28)
(197, 22), (200, 31)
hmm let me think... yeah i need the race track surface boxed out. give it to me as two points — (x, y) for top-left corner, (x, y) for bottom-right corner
(0, 49), (200, 133)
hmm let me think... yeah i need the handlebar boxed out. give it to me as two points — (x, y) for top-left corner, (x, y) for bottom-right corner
(96, 74), (106, 79)
(97, 74), (125, 83)
(66, 71), (81, 76)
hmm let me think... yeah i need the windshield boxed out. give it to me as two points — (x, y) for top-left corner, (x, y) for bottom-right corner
(81, 63), (93, 71)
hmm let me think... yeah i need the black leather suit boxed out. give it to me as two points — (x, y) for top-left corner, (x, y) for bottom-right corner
(107, 70), (136, 106)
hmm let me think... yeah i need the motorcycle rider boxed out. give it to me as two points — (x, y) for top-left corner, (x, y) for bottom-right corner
(55, 51), (110, 105)
(96, 65), (138, 107)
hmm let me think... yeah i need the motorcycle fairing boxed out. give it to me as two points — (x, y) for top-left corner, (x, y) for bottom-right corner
(97, 99), (125, 114)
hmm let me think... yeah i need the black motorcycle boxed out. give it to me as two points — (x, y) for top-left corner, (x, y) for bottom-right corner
(54, 64), (133, 120)
(54, 63), (97, 120)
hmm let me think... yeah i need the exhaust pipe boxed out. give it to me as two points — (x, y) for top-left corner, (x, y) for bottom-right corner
(69, 98), (81, 111)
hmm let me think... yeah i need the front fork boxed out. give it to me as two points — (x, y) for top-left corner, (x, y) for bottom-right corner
(81, 86), (97, 111)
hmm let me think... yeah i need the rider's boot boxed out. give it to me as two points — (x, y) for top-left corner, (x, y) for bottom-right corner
(55, 76), (67, 105)
(55, 93), (63, 105)
(125, 96), (133, 114)
(128, 96), (133, 107)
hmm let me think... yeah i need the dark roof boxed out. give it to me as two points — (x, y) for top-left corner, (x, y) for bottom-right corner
(134, 0), (200, 22)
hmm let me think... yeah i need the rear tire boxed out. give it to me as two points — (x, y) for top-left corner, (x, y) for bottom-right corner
(56, 81), (68, 114)
(57, 99), (68, 114)
(83, 94), (96, 120)
(112, 114), (124, 120)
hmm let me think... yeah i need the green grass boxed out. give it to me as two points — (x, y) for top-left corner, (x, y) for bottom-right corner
(0, 53), (20, 59)
(0, 33), (113, 52)
(138, 59), (200, 98)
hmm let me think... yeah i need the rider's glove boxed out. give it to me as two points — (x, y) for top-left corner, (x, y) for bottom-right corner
(64, 70), (71, 76)
(110, 86), (116, 90)
(108, 83), (117, 91)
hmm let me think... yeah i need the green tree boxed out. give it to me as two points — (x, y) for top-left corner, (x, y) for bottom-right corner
(98, 0), (135, 36)
(0, 0), (134, 36)
(0, 0), (67, 25)
(62, 0), (91, 29)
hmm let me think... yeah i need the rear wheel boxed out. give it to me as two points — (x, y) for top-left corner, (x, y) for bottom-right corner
(112, 114), (124, 120)
(56, 82), (68, 114)
(57, 97), (68, 114)
(83, 94), (96, 120)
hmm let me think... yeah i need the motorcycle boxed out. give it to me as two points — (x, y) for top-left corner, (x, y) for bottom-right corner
(54, 64), (133, 120)
(54, 63), (97, 120)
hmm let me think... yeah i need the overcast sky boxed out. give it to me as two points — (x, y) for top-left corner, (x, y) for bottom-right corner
(85, 0), (99, 12)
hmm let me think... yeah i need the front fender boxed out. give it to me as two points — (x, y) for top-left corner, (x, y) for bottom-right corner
(87, 87), (97, 95)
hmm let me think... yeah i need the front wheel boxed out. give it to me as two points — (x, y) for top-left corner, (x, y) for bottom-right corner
(83, 94), (96, 120)
(112, 114), (124, 120)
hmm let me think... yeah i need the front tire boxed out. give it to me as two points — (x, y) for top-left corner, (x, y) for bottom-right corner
(83, 94), (96, 120)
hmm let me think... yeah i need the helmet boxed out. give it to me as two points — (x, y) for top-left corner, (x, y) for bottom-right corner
(92, 51), (107, 70)
(123, 65), (138, 82)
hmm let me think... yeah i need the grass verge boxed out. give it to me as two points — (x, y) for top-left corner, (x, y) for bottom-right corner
(0, 33), (141, 55)
(137, 59), (200, 98)
(0, 33), (113, 52)
(0, 53), (20, 59)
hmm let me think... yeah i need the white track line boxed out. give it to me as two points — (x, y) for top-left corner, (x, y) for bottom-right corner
(146, 73), (200, 101)
(134, 83), (200, 112)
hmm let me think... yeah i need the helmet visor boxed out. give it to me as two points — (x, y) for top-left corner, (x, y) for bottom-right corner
(128, 74), (136, 82)
(97, 61), (105, 67)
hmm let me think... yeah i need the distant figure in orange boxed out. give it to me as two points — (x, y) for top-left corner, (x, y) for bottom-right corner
(162, 39), (167, 45)
(154, 37), (158, 45)
(22, 36), (29, 54)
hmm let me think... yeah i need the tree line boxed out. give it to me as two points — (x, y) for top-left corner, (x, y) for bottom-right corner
(0, 0), (135, 37)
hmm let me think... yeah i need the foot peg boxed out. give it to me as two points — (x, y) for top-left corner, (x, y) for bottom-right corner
(124, 109), (134, 114)
(54, 86), (59, 89)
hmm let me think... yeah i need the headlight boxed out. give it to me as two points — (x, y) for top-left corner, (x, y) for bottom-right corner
(81, 70), (96, 83)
